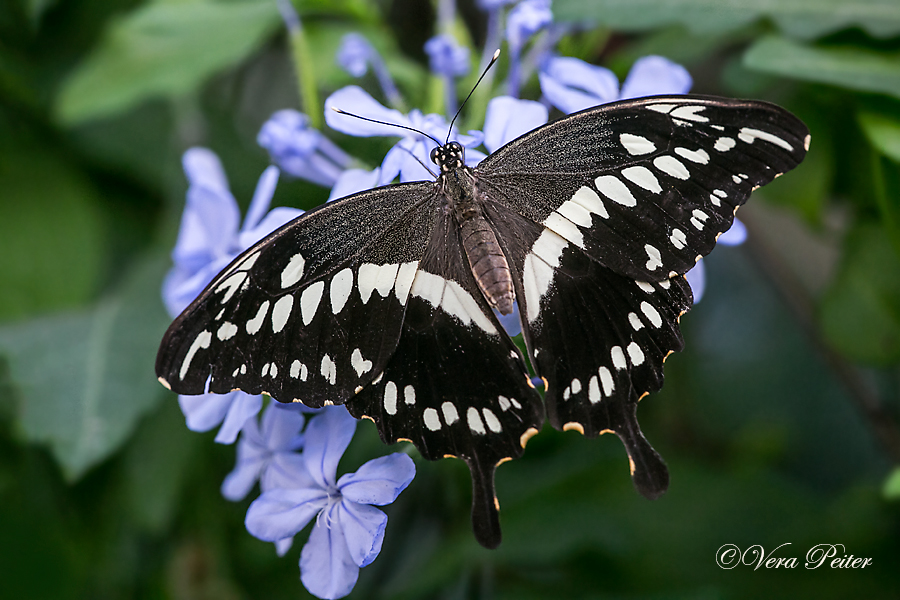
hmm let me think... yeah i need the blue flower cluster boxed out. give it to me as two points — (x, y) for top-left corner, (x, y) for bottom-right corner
(162, 0), (745, 597)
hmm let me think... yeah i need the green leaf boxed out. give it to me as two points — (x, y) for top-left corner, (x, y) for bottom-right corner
(744, 36), (900, 100)
(820, 223), (900, 365)
(0, 140), (105, 321)
(0, 255), (173, 479)
(122, 399), (200, 533)
(56, 0), (280, 125)
(858, 102), (900, 163)
(884, 467), (900, 500)
(553, 0), (900, 39)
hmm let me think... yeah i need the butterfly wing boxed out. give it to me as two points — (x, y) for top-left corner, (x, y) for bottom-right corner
(345, 206), (544, 549)
(477, 95), (809, 282)
(475, 95), (808, 496)
(156, 182), (436, 406)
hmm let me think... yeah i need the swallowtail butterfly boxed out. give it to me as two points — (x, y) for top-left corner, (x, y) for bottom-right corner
(157, 95), (809, 548)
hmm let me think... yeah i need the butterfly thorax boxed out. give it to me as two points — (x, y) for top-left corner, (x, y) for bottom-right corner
(431, 141), (515, 316)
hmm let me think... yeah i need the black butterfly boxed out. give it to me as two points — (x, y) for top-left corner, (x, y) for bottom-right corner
(156, 94), (809, 548)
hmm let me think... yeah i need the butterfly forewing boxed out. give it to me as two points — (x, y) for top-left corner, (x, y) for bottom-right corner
(477, 95), (809, 283)
(156, 182), (435, 405)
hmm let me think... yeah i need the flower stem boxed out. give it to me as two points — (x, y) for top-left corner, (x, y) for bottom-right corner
(279, 0), (321, 129)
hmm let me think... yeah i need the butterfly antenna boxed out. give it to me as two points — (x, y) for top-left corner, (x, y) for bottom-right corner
(400, 146), (437, 178)
(330, 108), (442, 147)
(446, 49), (501, 145)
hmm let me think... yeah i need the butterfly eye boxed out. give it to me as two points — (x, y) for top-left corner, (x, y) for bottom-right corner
(430, 147), (440, 164)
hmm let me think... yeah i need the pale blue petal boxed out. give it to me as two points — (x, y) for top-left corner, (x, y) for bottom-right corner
(178, 148), (240, 261)
(325, 86), (407, 137)
(507, 0), (552, 53)
(243, 166), (280, 232)
(221, 454), (265, 501)
(162, 254), (232, 316)
(300, 504), (359, 600)
(539, 56), (619, 114)
(718, 218), (747, 246)
(328, 168), (381, 202)
(619, 55), (692, 100)
(337, 454), (415, 506)
(215, 393), (263, 444)
(238, 207), (303, 250)
(303, 407), (357, 489)
(483, 96), (548, 153)
(260, 402), (305, 450)
(425, 34), (471, 78)
(465, 148), (487, 166)
(275, 537), (294, 557)
(263, 452), (316, 492)
(336, 33), (374, 77)
(685, 260), (706, 303)
(245, 487), (328, 542)
(337, 501), (387, 567)
(179, 392), (232, 433)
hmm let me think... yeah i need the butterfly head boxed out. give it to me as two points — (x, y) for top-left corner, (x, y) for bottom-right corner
(430, 141), (465, 173)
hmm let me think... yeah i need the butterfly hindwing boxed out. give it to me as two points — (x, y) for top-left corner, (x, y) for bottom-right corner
(346, 208), (544, 549)
(156, 183), (436, 406)
(477, 95), (809, 283)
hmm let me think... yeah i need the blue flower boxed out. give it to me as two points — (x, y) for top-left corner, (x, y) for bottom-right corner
(163, 148), (303, 317)
(505, 0), (553, 97)
(327, 167), (383, 202)
(245, 407), (415, 600)
(178, 391), (263, 445)
(336, 33), (403, 109)
(325, 86), (485, 185)
(258, 110), (352, 187)
(540, 55), (692, 114)
(425, 34), (471, 115)
(221, 403), (308, 501)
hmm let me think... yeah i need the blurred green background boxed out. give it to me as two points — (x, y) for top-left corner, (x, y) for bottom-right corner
(2, 0), (900, 598)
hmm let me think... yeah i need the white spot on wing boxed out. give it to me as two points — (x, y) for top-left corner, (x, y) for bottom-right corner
(180, 330), (211, 380)
(246, 301), (270, 335)
(641, 301), (663, 327)
(543, 212), (584, 248)
(300, 281), (325, 325)
(628, 312), (643, 330)
(670, 228), (687, 249)
(645, 244), (663, 271)
(281, 253), (306, 288)
(498, 395), (511, 411)
(523, 229), (568, 322)
(636, 281), (655, 293)
(599, 367), (614, 396)
(627, 342), (645, 366)
(570, 186), (608, 218)
(375, 263), (400, 297)
(467, 407), (486, 434)
(714, 137), (736, 152)
(383, 382), (397, 415)
(482, 408), (502, 433)
(216, 272), (247, 304)
(621, 166), (662, 193)
(670, 105), (708, 122)
(646, 103), (676, 114)
(588, 376), (601, 404)
(738, 127), (793, 151)
(394, 261), (419, 305)
(611, 346), (627, 370)
(351, 348), (372, 377)
(556, 198), (592, 227)
(217, 321), (237, 341)
(619, 133), (656, 155)
(404, 385), (415, 405)
(424, 408), (441, 431)
(441, 401), (459, 425)
(595, 175), (637, 207)
(571, 378), (582, 394)
(271, 295), (293, 333)
(674, 147), (710, 164)
(653, 155), (690, 180)
(320, 354), (336, 385)
(330, 268), (353, 314)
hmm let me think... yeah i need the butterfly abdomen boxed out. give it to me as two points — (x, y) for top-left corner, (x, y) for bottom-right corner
(460, 215), (515, 315)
